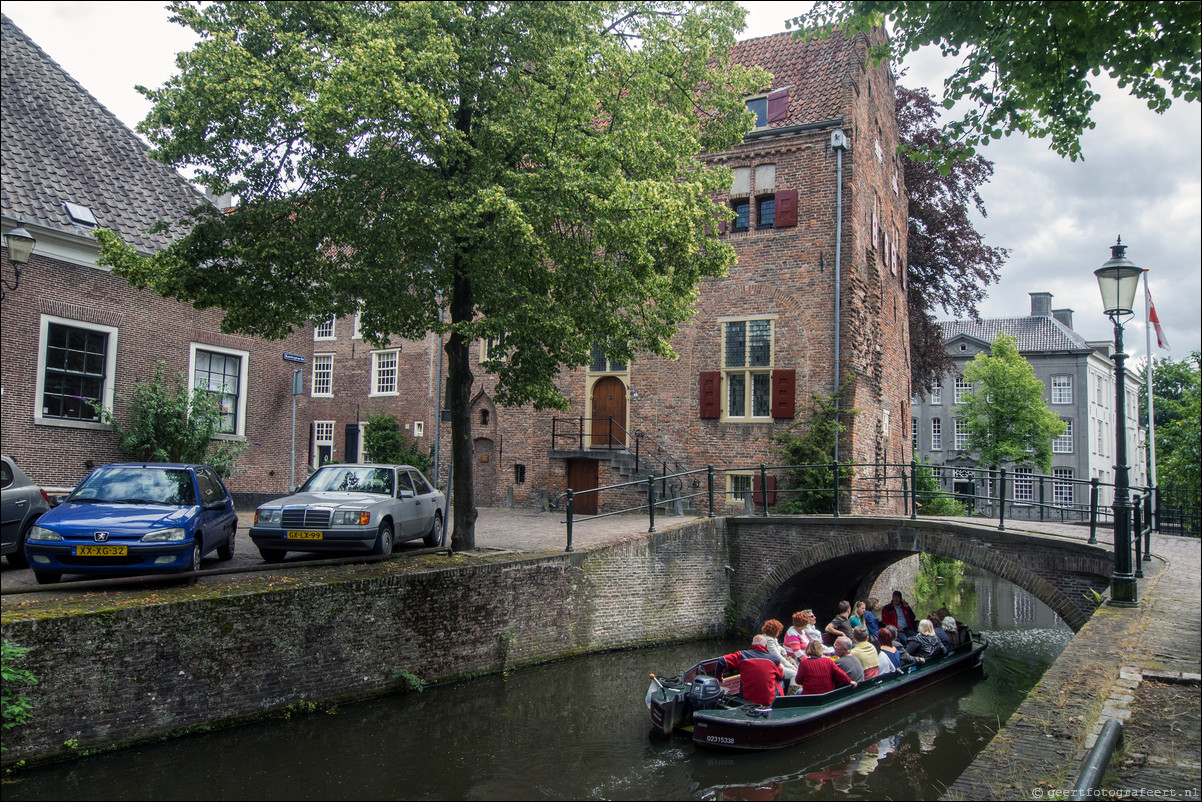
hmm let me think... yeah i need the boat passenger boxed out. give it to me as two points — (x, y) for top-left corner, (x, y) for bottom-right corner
(863, 598), (882, 641)
(927, 613), (952, 651)
(942, 615), (962, 648)
(824, 601), (855, 643)
(906, 619), (947, 661)
(794, 640), (857, 695)
(783, 611), (808, 658)
(881, 591), (918, 639)
(716, 634), (784, 707)
(833, 637), (865, 682)
(849, 626), (880, 678)
(878, 627), (923, 671)
(850, 600), (867, 629)
(875, 639), (898, 676)
(760, 619), (799, 692)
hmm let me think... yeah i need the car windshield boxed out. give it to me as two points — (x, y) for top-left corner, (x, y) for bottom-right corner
(68, 467), (196, 506)
(301, 466), (394, 496)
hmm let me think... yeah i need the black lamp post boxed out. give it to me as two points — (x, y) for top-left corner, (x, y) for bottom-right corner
(2, 222), (36, 301)
(1094, 237), (1142, 605)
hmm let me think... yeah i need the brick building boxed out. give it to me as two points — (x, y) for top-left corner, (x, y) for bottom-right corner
(1, 15), (308, 500)
(302, 29), (912, 515)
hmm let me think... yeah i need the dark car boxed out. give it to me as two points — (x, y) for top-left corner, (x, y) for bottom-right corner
(1, 455), (54, 568)
(23, 463), (238, 584)
(249, 463), (445, 561)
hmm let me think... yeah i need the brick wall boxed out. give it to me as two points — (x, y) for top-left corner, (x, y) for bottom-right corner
(0, 519), (729, 766)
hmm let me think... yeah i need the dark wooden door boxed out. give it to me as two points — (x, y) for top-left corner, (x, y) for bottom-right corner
(567, 459), (599, 515)
(474, 438), (496, 507)
(590, 376), (626, 447)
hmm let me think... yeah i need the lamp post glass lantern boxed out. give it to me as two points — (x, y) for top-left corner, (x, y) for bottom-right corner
(2, 222), (36, 300)
(1094, 237), (1141, 605)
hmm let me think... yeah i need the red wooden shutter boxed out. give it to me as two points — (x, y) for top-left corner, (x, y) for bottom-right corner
(775, 189), (798, 228)
(772, 369), (795, 419)
(767, 88), (789, 123)
(753, 473), (777, 505)
(700, 371), (721, 418)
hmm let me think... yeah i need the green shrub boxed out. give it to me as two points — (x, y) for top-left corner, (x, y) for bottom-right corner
(362, 411), (432, 474)
(2, 639), (37, 747)
(913, 460), (968, 516)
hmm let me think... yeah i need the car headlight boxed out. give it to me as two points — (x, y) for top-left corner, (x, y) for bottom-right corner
(255, 508), (281, 524)
(333, 510), (370, 526)
(141, 527), (188, 542)
(28, 525), (62, 542)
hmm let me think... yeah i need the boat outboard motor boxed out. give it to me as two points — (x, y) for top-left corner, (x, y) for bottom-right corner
(687, 675), (723, 710)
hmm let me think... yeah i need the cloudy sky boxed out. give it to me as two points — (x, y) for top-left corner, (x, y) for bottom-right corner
(5, 1), (1200, 358)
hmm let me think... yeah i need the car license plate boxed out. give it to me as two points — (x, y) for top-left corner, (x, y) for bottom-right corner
(76, 545), (127, 557)
(286, 531), (323, 540)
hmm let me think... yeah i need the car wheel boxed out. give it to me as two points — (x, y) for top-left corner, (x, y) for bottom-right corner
(184, 540), (202, 584)
(217, 526), (235, 561)
(372, 520), (394, 556)
(33, 571), (61, 585)
(258, 547), (286, 563)
(423, 512), (444, 547)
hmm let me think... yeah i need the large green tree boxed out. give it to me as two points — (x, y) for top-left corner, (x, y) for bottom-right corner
(97, 1), (765, 550)
(789, 1), (1201, 163)
(1141, 351), (1201, 493)
(957, 333), (1065, 472)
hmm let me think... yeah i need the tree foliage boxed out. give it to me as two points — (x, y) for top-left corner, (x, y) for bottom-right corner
(362, 411), (433, 476)
(789, 1), (1202, 163)
(101, 362), (248, 477)
(913, 460), (967, 517)
(957, 333), (1065, 471)
(771, 391), (856, 514)
(899, 85), (1008, 394)
(97, 1), (766, 549)
(1141, 351), (1201, 493)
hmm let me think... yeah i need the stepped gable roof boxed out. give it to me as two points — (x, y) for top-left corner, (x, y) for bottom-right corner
(1, 14), (206, 254)
(940, 316), (1094, 355)
(730, 29), (856, 128)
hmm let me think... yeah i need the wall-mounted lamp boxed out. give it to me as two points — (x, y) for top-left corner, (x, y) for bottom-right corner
(2, 222), (36, 301)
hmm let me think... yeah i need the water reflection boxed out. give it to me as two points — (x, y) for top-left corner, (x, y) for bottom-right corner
(5, 566), (1071, 801)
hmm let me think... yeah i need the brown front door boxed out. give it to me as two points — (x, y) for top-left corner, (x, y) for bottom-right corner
(473, 438), (496, 507)
(590, 376), (626, 447)
(567, 459), (599, 515)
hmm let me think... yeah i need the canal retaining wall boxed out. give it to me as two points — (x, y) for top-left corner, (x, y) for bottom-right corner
(0, 519), (730, 767)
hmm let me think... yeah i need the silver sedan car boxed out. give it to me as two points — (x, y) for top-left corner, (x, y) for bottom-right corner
(248, 464), (445, 562)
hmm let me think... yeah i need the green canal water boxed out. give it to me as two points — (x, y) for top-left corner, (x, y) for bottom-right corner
(4, 565), (1072, 800)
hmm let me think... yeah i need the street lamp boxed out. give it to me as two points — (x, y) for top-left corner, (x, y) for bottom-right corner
(2, 222), (37, 301)
(1094, 237), (1142, 605)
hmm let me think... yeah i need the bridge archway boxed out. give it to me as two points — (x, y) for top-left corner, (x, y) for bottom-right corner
(727, 518), (1111, 633)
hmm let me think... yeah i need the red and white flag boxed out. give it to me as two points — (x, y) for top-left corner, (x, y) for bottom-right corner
(1146, 278), (1170, 351)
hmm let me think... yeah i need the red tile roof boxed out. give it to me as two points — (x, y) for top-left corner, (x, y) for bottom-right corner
(731, 29), (860, 127)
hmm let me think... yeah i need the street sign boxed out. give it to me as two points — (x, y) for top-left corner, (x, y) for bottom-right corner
(282, 352), (305, 364)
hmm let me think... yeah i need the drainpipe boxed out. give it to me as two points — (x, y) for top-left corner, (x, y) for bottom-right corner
(831, 129), (850, 468)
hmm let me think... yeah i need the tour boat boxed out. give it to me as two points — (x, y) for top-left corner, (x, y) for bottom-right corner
(646, 630), (987, 751)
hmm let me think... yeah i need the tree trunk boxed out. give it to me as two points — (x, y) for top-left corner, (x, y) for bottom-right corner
(447, 260), (477, 551)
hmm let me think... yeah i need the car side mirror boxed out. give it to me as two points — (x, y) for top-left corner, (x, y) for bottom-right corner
(400, 489), (415, 499)
(48, 494), (65, 507)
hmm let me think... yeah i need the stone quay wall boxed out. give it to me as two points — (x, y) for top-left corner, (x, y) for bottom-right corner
(0, 519), (729, 767)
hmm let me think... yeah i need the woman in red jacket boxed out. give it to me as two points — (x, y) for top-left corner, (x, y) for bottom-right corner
(793, 640), (858, 695)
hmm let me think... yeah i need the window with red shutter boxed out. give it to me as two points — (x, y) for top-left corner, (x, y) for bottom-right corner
(771, 369), (796, 418)
(752, 473), (777, 505)
(775, 189), (797, 228)
(699, 371), (721, 418)
(767, 89), (789, 123)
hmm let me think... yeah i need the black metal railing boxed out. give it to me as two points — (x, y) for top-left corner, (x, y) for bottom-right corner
(1156, 486), (1201, 536)
(550, 416), (691, 498)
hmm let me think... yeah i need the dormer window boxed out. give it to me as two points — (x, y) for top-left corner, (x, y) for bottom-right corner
(745, 88), (790, 129)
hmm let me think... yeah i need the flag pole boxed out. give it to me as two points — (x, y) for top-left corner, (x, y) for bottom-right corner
(1143, 270), (1159, 529)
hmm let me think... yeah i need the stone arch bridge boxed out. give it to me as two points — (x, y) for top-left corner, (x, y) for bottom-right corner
(725, 516), (1114, 632)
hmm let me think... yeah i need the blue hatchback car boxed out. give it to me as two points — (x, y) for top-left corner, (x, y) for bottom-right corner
(24, 463), (238, 585)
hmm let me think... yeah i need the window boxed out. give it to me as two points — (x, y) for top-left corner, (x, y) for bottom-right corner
(1013, 467), (1033, 501)
(481, 334), (508, 363)
(745, 89), (788, 129)
(722, 317), (773, 419)
(756, 195), (775, 229)
(731, 199), (750, 232)
(1053, 468), (1074, 507)
(1051, 375), (1072, 404)
(314, 316), (335, 340)
(1053, 419), (1073, 453)
(312, 354), (333, 397)
(930, 418), (942, 451)
(371, 350), (399, 395)
(38, 318), (117, 423)
(589, 343), (627, 373)
(728, 473), (752, 505)
(954, 419), (969, 451)
(190, 344), (248, 435)
(912, 418), (919, 451)
(954, 377), (972, 404)
(314, 420), (334, 467)
(930, 384), (941, 405)
(746, 96), (768, 128)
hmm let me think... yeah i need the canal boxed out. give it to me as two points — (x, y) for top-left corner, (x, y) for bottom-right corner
(4, 565), (1071, 801)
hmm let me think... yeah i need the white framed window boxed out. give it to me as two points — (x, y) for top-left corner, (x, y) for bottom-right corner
(314, 316), (335, 340)
(312, 353), (333, 397)
(1053, 419), (1073, 453)
(1051, 375), (1072, 404)
(954, 376), (972, 404)
(930, 384), (941, 405)
(954, 419), (969, 451)
(189, 343), (249, 436)
(371, 349), (399, 396)
(1012, 467), (1033, 501)
(35, 315), (119, 426)
(726, 472), (753, 507)
(912, 418), (919, 451)
(480, 334), (509, 364)
(413, 421), (424, 438)
(930, 418), (942, 451)
(721, 315), (775, 420)
(353, 310), (363, 339)
(1053, 468), (1074, 506)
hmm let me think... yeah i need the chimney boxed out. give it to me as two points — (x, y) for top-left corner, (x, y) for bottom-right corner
(1030, 292), (1053, 317)
(1052, 308), (1074, 329)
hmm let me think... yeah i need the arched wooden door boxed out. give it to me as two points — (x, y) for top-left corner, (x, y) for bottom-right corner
(590, 376), (626, 447)
(473, 437), (496, 506)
